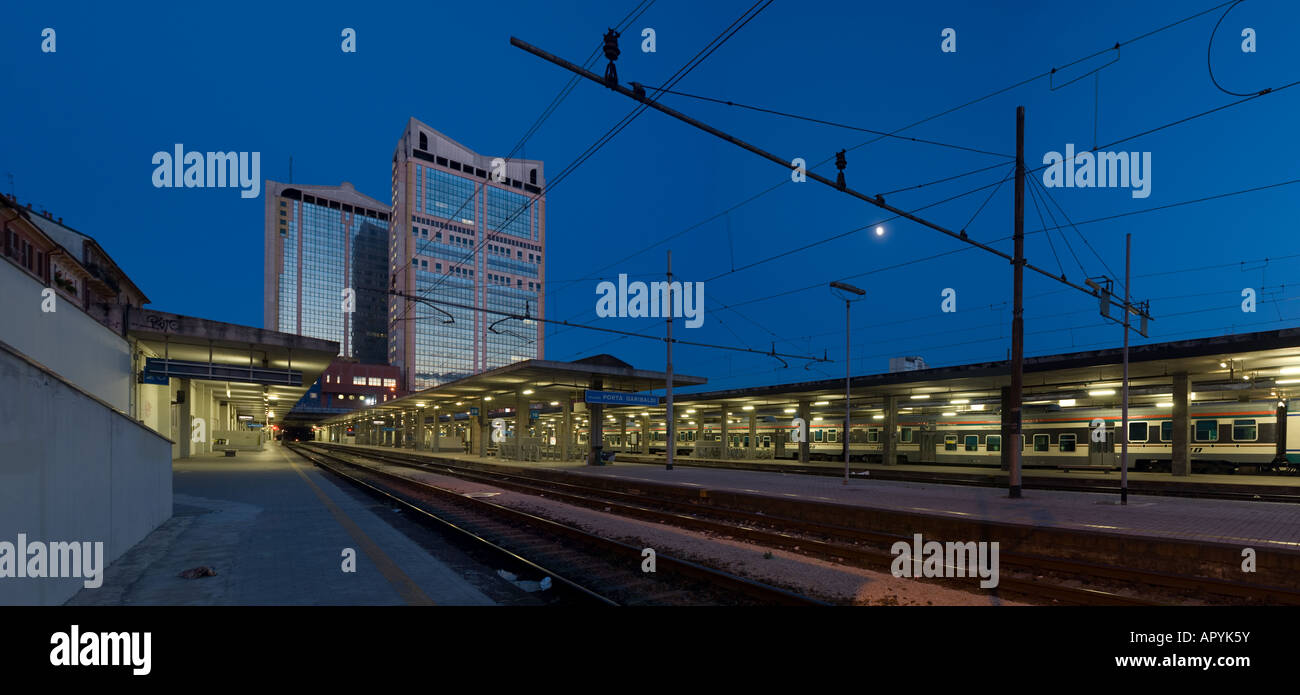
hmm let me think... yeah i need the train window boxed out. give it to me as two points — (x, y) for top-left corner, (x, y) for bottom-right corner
(762, 435), (771, 447)
(1129, 422), (1148, 443)
(1059, 434), (1077, 452)
(1194, 420), (1218, 442)
(827, 429), (837, 443)
(901, 428), (913, 443)
(964, 435), (978, 451)
(814, 429), (824, 443)
(868, 428), (880, 443)
(1232, 419), (1257, 441)
(1160, 421), (1172, 442)
(987, 435), (1001, 452)
(1033, 434), (1049, 451)
(944, 435), (957, 451)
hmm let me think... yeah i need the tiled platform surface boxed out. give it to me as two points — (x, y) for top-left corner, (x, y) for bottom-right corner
(67, 445), (495, 606)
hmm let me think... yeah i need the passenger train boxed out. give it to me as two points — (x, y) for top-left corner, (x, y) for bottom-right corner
(574, 400), (1294, 474)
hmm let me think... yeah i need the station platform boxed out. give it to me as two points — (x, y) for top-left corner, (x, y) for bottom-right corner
(67, 445), (497, 606)
(326, 443), (1300, 552)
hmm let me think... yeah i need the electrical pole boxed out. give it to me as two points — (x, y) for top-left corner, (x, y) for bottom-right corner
(1121, 233), (1131, 505)
(666, 249), (674, 471)
(1008, 106), (1025, 499)
(830, 281), (865, 484)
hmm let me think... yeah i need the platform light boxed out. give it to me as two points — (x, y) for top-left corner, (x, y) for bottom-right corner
(456, 401), (463, 406)
(742, 405), (754, 411)
(970, 404), (986, 411)
(688, 421), (696, 426)
(813, 401), (830, 406)
(1277, 379), (1300, 385)
(550, 401), (559, 406)
(950, 399), (969, 404)
(812, 416), (824, 421)
(642, 412), (650, 417)
(1220, 361), (1228, 368)
(523, 389), (534, 395)
(1280, 367), (1300, 375)
(1059, 399), (1076, 407)
(268, 395), (278, 401)
(910, 395), (929, 400)
(686, 408), (696, 414)
(872, 414), (884, 420)
(1088, 389), (1115, 396)
(1280, 401), (1287, 408)
(942, 412), (956, 417)
(1156, 402), (1173, 408)
(484, 395), (494, 401)
(1243, 375), (1251, 381)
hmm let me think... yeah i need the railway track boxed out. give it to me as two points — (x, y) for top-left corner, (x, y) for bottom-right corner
(305, 443), (1300, 606)
(287, 444), (827, 606)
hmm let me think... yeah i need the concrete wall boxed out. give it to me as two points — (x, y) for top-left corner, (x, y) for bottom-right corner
(0, 256), (131, 412)
(0, 343), (173, 605)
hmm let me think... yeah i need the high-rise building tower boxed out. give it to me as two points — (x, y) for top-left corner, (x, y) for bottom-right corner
(263, 181), (390, 365)
(389, 118), (546, 391)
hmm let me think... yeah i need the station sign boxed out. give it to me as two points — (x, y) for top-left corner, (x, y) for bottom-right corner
(584, 390), (658, 407)
(140, 371), (169, 386)
(470, 407), (480, 416)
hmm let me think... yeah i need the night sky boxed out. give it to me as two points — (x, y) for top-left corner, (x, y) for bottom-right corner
(4, 0), (1298, 394)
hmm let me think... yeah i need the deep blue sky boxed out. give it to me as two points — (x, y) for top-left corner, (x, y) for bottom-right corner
(4, 1), (1298, 393)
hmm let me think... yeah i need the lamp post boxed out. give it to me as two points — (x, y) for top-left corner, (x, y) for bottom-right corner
(830, 281), (866, 485)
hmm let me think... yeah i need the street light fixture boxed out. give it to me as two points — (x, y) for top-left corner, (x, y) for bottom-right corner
(829, 281), (866, 485)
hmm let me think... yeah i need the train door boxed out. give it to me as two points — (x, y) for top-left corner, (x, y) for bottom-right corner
(916, 430), (939, 463)
(1086, 425), (1117, 469)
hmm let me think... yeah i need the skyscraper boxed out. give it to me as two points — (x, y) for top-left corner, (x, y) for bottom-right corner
(263, 181), (390, 365)
(389, 118), (546, 391)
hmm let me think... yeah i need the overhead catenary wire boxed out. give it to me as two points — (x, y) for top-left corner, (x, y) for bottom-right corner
(389, 290), (829, 362)
(647, 86), (1014, 158)
(541, 1), (1243, 321)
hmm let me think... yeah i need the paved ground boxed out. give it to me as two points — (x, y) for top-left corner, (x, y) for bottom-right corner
(67, 445), (498, 606)
(337, 444), (1300, 550)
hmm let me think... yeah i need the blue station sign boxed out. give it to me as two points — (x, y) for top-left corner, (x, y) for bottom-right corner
(584, 390), (659, 407)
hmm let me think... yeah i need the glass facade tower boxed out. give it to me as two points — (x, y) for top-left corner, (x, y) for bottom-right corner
(389, 119), (546, 391)
(263, 181), (390, 365)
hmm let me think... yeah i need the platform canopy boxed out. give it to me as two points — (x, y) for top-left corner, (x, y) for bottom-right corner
(321, 354), (706, 424)
(592, 327), (1300, 421)
(127, 307), (338, 422)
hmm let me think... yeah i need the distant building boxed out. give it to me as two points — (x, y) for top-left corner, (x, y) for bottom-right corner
(388, 118), (546, 391)
(889, 356), (927, 372)
(289, 360), (406, 417)
(263, 181), (390, 365)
